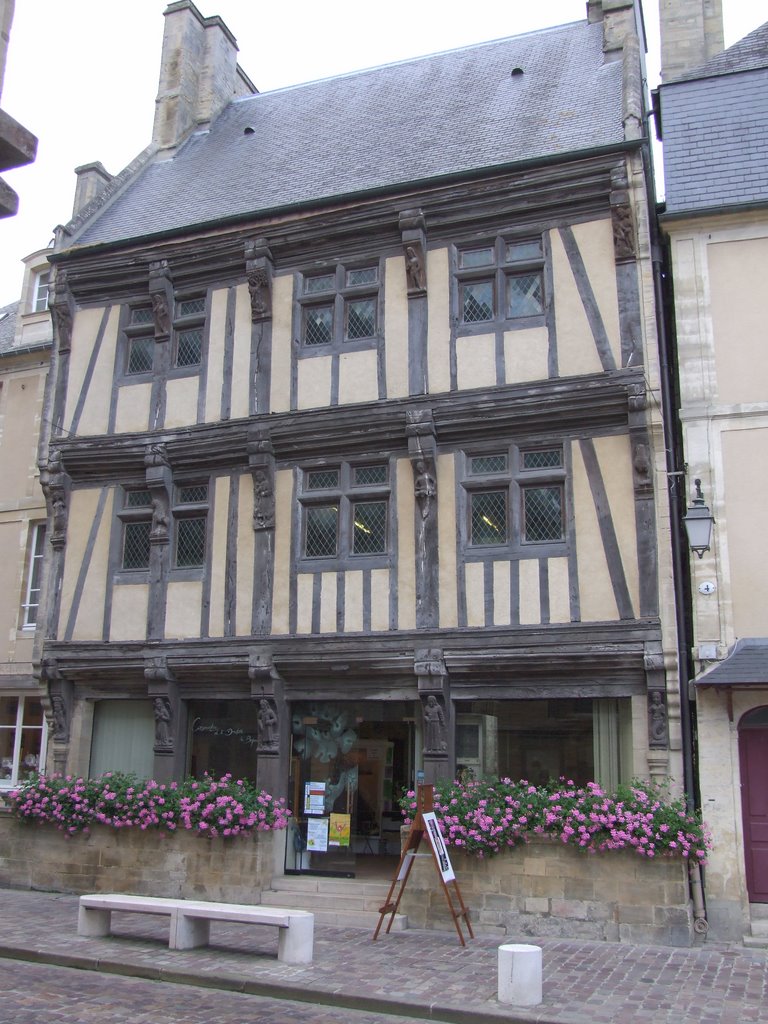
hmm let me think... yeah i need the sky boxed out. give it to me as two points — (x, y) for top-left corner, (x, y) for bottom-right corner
(1, 0), (765, 307)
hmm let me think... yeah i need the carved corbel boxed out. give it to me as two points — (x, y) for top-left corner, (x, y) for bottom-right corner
(50, 270), (74, 354)
(41, 448), (71, 551)
(39, 660), (72, 745)
(399, 209), (427, 295)
(610, 187), (635, 263)
(248, 431), (275, 532)
(149, 260), (173, 342)
(144, 656), (176, 753)
(249, 647), (284, 754)
(144, 443), (172, 545)
(245, 238), (274, 322)
(414, 647), (447, 690)
(407, 409), (437, 521)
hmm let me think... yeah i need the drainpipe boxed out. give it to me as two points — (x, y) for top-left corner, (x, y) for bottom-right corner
(641, 121), (708, 935)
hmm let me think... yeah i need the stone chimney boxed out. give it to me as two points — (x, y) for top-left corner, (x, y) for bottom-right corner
(587, 0), (641, 60)
(152, 1), (256, 152)
(72, 162), (113, 218)
(658, 0), (724, 82)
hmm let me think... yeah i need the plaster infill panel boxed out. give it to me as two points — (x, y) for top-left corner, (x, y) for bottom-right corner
(344, 570), (363, 633)
(591, 434), (639, 617)
(270, 469), (293, 635)
(164, 581), (202, 639)
(548, 556), (571, 624)
(550, 229), (604, 379)
(296, 355), (332, 410)
(436, 453), (458, 628)
(320, 571), (337, 633)
(235, 473), (255, 637)
(710, 235), (768, 406)
(109, 584), (149, 642)
(572, 442), (619, 622)
(396, 459), (416, 630)
(493, 560), (511, 626)
(722, 426), (768, 635)
(370, 569), (390, 631)
(207, 476), (230, 638)
(58, 488), (113, 641)
(114, 382), (152, 434)
(231, 283), (253, 419)
(165, 376), (200, 428)
(465, 561), (484, 627)
(519, 558), (541, 625)
(338, 349), (378, 405)
(64, 306), (119, 436)
(202, 287), (228, 424)
(504, 326), (548, 384)
(570, 219), (621, 369)
(269, 274), (294, 414)
(296, 573), (313, 634)
(384, 255), (409, 399)
(427, 248), (451, 394)
(456, 334), (495, 391)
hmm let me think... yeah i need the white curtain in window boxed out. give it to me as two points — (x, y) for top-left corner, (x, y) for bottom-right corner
(90, 700), (155, 779)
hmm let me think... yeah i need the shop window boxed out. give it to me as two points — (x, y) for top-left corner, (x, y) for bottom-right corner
(21, 523), (46, 629)
(457, 698), (631, 790)
(188, 700), (260, 782)
(89, 700), (155, 778)
(456, 236), (544, 331)
(299, 462), (389, 566)
(299, 263), (381, 350)
(463, 444), (565, 552)
(0, 696), (47, 787)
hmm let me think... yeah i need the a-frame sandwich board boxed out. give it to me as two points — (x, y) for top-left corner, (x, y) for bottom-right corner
(372, 783), (474, 946)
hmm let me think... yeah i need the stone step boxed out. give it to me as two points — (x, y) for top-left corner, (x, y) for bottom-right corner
(743, 934), (768, 949)
(749, 903), (768, 921)
(748, 917), (768, 936)
(264, 874), (406, 930)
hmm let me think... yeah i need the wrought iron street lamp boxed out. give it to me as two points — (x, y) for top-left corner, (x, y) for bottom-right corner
(682, 478), (714, 559)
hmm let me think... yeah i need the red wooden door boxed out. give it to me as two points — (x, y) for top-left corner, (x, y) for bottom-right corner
(739, 715), (768, 903)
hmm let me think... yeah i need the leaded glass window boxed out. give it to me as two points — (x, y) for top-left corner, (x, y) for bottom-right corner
(300, 461), (389, 563)
(471, 491), (508, 545)
(352, 500), (387, 554)
(305, 506), (339, 557)
(456, 235), (545, 330)
(127, 336), (154, 375)
(523, 486), (563, 543)
(299, 263), (380, 348)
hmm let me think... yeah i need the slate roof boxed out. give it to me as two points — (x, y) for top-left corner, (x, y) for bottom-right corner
(672, 20), (768, 82)
(0, 302), (18, 354)
(68, 19), (624, 252)
(660, 22), (768, 216)
(695, 638), (768, 687)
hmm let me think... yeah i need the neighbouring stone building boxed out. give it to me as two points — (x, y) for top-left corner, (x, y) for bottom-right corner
(0, 248), (52, 792)
(656, 13), (768, 944)
(34, 0), (684, 892)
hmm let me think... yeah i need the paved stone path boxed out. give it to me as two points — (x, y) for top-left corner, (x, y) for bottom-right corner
(0, 889), (766, 1024)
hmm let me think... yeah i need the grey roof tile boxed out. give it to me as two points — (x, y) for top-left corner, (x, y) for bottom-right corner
(671, 20), (768, 82)
(0, 301), (18, 354)
(67, 20), (623, 251)
(696, 638), (768, 686)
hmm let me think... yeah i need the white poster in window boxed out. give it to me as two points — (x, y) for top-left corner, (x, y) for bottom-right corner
(422, 811), (455, 882)
(306, 817), (329, 852)
(304, 781), (326, 815)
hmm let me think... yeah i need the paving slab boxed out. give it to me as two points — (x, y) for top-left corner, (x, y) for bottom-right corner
(0, 888), (766, 1024)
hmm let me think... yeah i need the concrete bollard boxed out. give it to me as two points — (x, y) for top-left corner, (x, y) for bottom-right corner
(497, 943), (543, 1006)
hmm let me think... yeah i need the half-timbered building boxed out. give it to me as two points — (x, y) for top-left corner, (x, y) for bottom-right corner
(39, 0), (680, 876)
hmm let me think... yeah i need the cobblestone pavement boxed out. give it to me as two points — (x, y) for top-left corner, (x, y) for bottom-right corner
(0, 889), (766, 1024)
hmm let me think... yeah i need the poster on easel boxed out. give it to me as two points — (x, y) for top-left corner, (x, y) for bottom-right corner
(306, 817), (329, 851)
(422, 810), (455, 882)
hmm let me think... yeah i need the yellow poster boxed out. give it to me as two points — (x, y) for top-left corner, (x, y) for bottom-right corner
(329, 813), (351, 847)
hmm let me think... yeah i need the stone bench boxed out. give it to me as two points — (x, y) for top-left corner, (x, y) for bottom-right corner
(77, 893), (314, 964)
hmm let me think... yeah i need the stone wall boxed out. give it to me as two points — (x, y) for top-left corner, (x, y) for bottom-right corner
(400, 836), (694, 947)
(0, 813), (285, 904)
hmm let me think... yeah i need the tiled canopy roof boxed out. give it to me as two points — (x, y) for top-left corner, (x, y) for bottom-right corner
(695, 639), (768, 687)
(67, 19), (624, 251)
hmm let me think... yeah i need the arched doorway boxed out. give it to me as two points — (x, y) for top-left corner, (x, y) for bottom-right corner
(739, 706), (768, 903)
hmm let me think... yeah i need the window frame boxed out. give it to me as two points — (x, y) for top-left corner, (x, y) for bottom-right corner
(297, 460), (391, 569)
(21, 522), (47, 630)
(297, 263), (382, 353)
(31, 269), (50, 313)
(171, 294), (207, 376)
(0, 695), (48, 789)
(172, 481), (210, 571)
(117, 487), (154, 573)
(462, 443), (566, 557)
(454, 235), (545, 336)
(121, 303), (156, 380)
